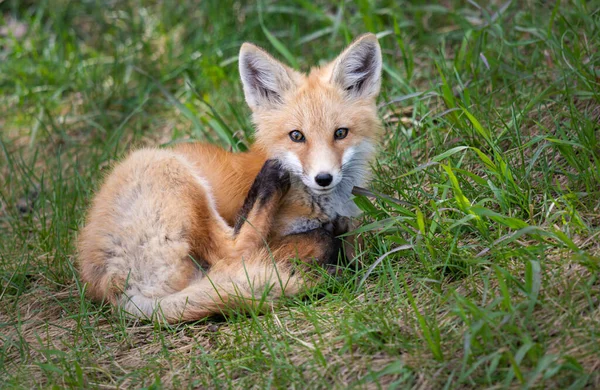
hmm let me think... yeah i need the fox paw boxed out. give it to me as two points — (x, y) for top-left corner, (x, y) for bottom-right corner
(234, 159), (291, 234)
(250, 159), (291, 201)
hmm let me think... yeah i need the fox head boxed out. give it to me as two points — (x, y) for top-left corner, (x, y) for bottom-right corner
(239, 34), (383, 216)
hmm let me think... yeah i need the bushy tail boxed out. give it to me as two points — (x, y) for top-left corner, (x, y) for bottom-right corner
(120, 254), (301, 323)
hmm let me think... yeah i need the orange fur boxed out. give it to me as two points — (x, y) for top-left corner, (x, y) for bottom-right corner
(77, 34), (383, 323)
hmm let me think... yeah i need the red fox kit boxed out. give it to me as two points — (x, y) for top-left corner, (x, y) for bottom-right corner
(77, 34), (383, 322)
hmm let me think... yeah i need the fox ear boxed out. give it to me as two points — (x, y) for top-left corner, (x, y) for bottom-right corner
(330, 34), (382, 99)
(239, 43), (296, 110)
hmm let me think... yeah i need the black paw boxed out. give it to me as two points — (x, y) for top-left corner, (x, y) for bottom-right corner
(305, 227), (345, 267)
(233, 159), (291, 235)
(321, 217), (350, 237)
(253, 159), (290, 207)
(324, 235), (345, 266)
(256, 159), (291, 191)
(322, 221), (335, 234)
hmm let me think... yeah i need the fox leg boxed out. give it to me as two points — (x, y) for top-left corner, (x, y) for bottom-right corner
(141, 227), (342, 322)
(186, 159), (289, 265)
(229, 159), (290, 257)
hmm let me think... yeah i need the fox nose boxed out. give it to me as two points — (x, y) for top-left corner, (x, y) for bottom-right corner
(315, 173), (333, 187)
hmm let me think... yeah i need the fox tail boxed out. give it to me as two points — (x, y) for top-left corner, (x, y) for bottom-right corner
(119, 253), (301, 323)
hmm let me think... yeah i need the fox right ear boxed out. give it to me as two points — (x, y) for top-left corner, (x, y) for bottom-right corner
(330, 34), (382, 100)
(239, 43), (296, 110)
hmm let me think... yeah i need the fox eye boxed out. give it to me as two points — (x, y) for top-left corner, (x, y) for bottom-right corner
(334, 127), (349, 140)
(289, 130), (305, 142)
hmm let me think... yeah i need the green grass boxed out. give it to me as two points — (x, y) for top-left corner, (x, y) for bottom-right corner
(1, 0), (599, 388)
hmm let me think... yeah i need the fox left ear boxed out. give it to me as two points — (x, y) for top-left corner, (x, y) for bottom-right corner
(330, 34), (382, 100)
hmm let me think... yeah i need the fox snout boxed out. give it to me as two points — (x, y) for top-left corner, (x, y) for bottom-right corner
(311, 169), (341, 192)
(315, 172), (333, 187)
(307, 168), (341, 193)
(303, 148), (345, 192)
(291, 169), (335, 194)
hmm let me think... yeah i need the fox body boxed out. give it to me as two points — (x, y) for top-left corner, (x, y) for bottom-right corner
(77, 34), (383, 322)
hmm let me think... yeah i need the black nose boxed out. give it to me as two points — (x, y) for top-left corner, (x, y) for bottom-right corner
(315, 173), (333, 187)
